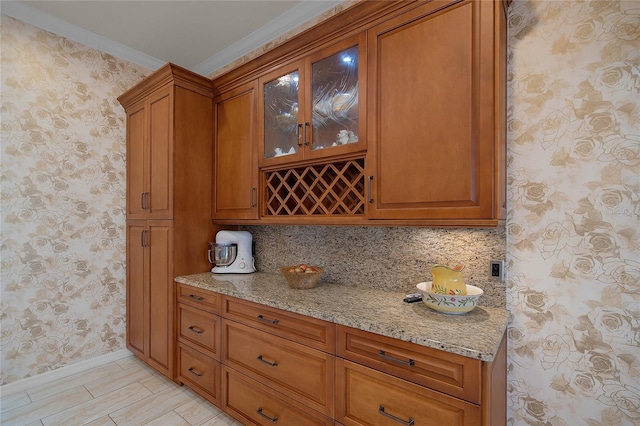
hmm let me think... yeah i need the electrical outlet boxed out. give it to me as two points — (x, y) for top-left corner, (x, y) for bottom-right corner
(489, 259), (504, 281)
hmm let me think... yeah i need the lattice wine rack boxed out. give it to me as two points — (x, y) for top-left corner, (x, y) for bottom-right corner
(263, 158), (366, 217)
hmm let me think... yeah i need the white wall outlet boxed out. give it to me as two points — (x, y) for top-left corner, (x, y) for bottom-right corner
(489, 259), (504, 282)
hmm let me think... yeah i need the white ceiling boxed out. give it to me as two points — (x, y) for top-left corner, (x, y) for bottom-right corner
(1, 0), (343, 76)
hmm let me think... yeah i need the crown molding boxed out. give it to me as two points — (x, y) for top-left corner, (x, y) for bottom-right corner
(1, 0), (341, 76)
(192, 1), (341, 76)
(1, 1), (165, 71)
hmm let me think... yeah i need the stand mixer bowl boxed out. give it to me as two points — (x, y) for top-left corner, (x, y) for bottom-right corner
(209, 242), (237, 266)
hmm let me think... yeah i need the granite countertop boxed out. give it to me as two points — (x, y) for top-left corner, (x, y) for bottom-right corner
(175, 272), (510, 362)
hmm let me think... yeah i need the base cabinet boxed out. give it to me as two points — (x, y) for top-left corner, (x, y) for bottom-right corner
(336, 359), (481, 426)
(222, 366), (333, 426)
(126, 220), (173, 376)
(175, 284), (507, 426)
(177, 344), (221, 405)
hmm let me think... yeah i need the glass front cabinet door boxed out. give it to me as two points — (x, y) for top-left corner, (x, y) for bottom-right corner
(259, 34), (366, 167)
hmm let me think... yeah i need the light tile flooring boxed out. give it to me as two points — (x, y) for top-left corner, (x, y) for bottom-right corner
(0, 355), (245, 426)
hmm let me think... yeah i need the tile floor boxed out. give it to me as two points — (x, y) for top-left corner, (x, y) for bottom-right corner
(0, 355), (244, 426)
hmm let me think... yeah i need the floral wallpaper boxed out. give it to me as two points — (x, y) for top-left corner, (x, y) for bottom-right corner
(506, 1), (640, 425)
(0, 16), (149, 385)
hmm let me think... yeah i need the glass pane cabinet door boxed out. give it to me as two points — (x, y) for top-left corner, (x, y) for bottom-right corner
(311, 45), (359, 151)
(263, 70), (300, 161)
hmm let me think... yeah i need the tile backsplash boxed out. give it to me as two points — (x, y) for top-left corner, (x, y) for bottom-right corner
(243, 225), (506, 307)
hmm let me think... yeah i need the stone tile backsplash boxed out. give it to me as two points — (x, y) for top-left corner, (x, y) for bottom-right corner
(242, 225), (506, 307)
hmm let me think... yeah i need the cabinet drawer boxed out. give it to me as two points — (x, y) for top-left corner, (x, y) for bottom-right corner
(222, 296), (335, 352)
(222, 319), (334, 417)
(337, 325), (481, 403)
(178, 304), (220, 358)
(177, 283), (220, 314)
(178, 344), (220, 405)
(336, 359), (481, 426)
(222, 366), (333, 426)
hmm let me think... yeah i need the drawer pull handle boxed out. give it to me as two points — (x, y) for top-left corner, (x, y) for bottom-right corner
(188, 294), (204, 301)
(188, 367), (203, 377)
(188, 326), (204, 334)
(378, 350), (415, 366)
(256, 407), (278, 422)
(256, 355), (278, 367)
(378, 405), (414, 426)
(257, 314), (279, 325)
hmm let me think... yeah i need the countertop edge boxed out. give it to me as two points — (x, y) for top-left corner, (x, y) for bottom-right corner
(175, 272), (510, 362)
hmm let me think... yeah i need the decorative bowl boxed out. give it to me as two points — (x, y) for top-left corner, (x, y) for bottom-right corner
(281, 265), (324, 290)
(416, 282), (483, 315)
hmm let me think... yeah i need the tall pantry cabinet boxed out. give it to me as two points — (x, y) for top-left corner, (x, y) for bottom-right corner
(119, 63), (216, 379)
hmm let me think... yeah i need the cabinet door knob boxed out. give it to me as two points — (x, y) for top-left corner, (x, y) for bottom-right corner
(378, 405), (414, 426)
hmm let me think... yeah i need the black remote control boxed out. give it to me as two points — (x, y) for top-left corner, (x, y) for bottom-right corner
(403, 293), (423, 303)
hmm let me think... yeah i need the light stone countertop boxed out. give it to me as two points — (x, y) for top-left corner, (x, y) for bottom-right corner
(175, 272), (510, 362)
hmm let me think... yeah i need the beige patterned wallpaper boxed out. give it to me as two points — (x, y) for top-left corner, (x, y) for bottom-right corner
(506, 1), (639, 424)
(0, 16), (149, 385)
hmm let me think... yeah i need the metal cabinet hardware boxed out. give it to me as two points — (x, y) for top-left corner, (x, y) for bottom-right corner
(141, 192), (150, 210)
(378, 405), (414, 426)
(188, 326), (204, 334)
(141, 230), (149, 247)
(256, 355), (278, 367)
(251, 187), (257, 208)
(256, 408), (278, 422)
(304, 122), (310, 146)
(188, 294), (204, 301)
(188, 367), (203, 377)
(256, 314), (279, 325)
(297, 123), (303, 147)
(368, 176), (374, 203)
(378, 350), (415, 366)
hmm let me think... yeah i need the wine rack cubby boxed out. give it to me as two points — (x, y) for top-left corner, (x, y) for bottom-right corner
(263, 158), (366, 217)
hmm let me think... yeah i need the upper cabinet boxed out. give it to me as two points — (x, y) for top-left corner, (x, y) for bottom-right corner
(258, 34), (367, 168)
(211, 0), (507, 226)
(365, 0), (507, 224)
(212, 81), (259, 220)
(125, 86), (173, 220)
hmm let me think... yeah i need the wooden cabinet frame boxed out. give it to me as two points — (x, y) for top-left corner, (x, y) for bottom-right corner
(211, 0), (507, 227)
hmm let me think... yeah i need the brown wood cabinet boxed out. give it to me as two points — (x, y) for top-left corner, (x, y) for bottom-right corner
(175, 284), (507, 426)
(222, 365), (333, 426)
(119, 64), (217, 379)
(210, 0), (507, 227)
(176, 284), (222, 405)
(212, 80), (259, 220)
(222, 319), (335, 417)
(365, 0), (507, 225)
(257, 34), (367, 169)
(125, 87), (173, 220)
(337, 359), (482, 426)
(336, 325), (507, 426)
